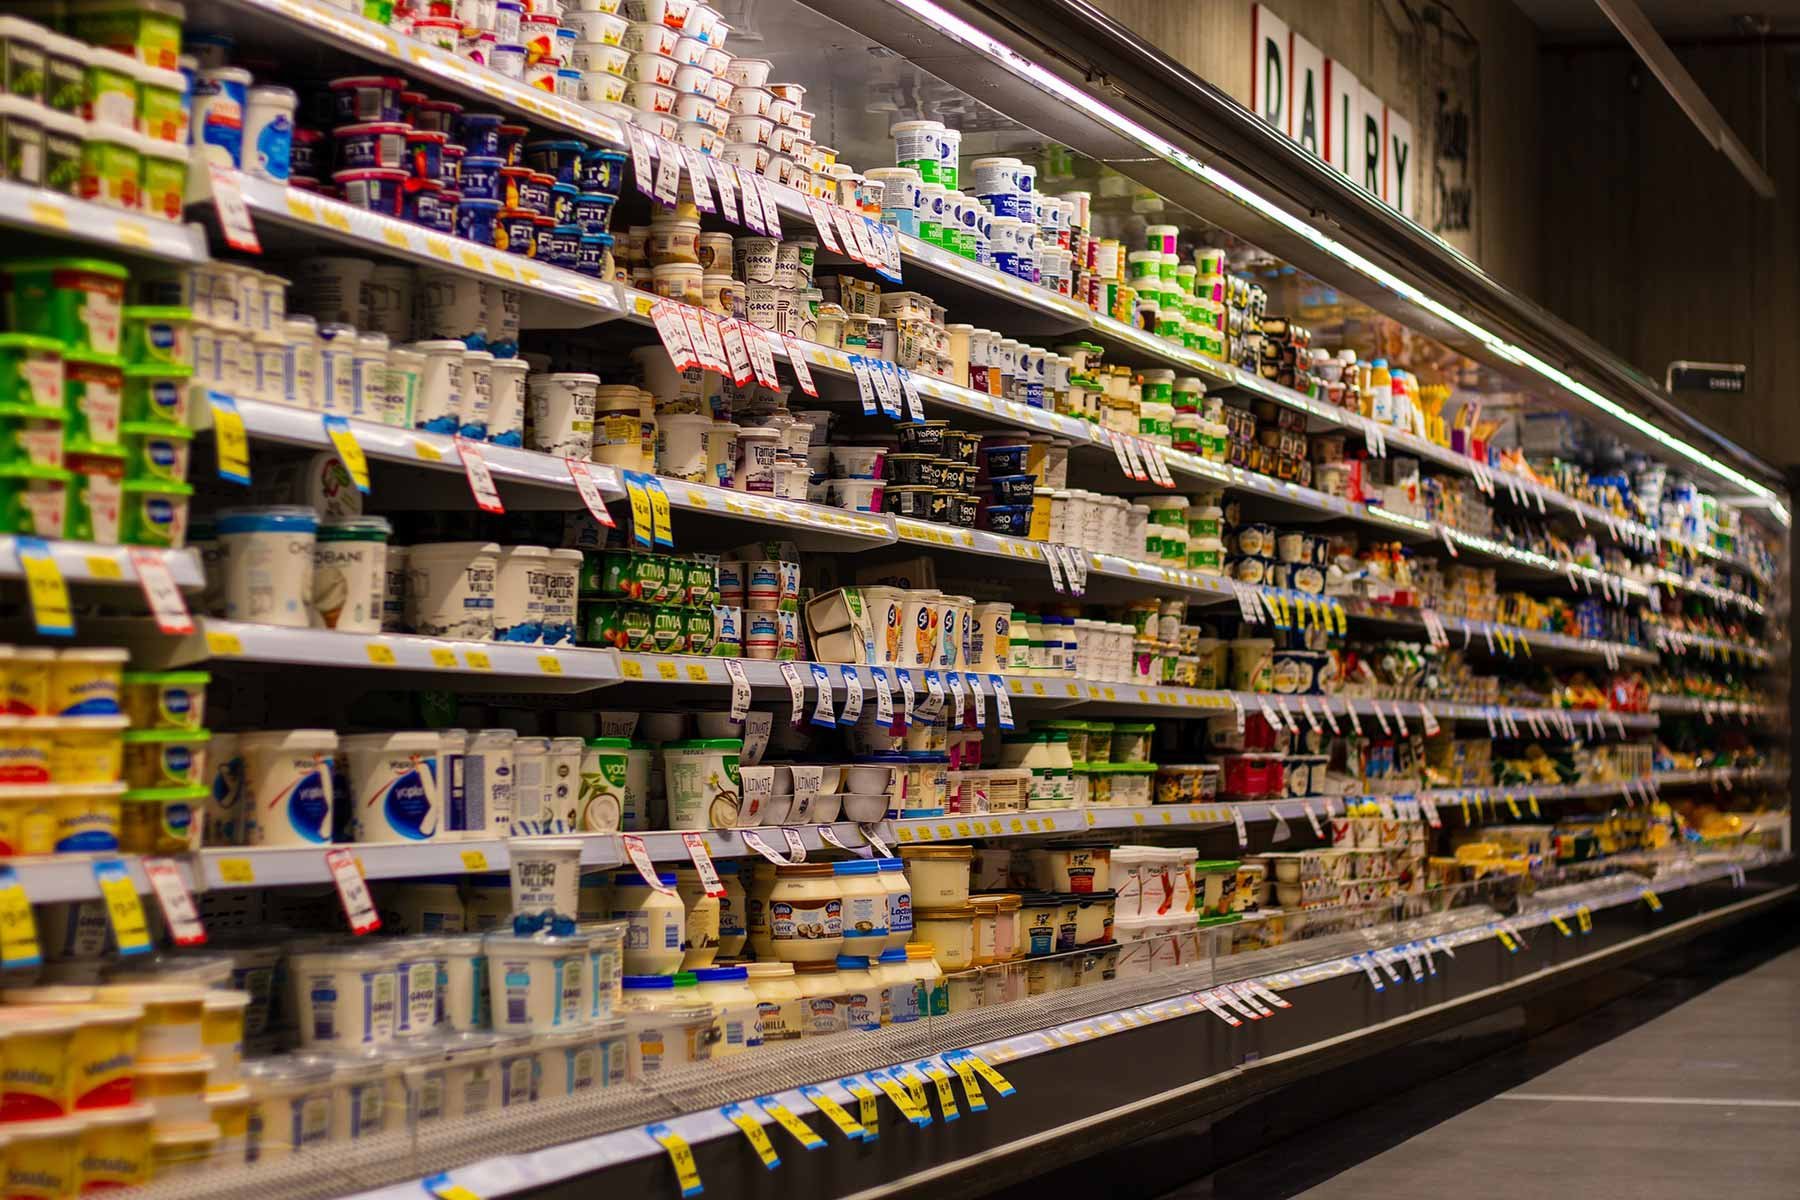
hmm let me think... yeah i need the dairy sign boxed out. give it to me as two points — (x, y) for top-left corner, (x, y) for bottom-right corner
(1250, 4), (1416, 221)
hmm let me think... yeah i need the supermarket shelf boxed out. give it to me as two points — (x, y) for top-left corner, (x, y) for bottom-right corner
(1651, 697), (1786, 723)
(0, 539), (204, 591)
(3, 854), (173, 905)
(210, 0), (629, 151)
(1339, 598), (1660, 666)
(121, 618), (623, 692)
(0, 180), (209, 263)
(1653, 569), (1767, 615)
(1650, 625), (1776, 666)
(201, 173), (620, 328)
(316, 853), (1790, 1200)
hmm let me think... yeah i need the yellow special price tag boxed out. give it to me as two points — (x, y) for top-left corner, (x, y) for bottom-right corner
(758, 1097), (825, 1149)
(647, 477), (674, 548)
(84, 555), (123, 579)
(1496, 928), (1518, 953)
(1551, 915), (1573, 937)
(93, 860), (151, 956)
(842, 1079), (879, 1139)
(538, 655), (563, 675)
(1527, 792), (1541, 817)
(870, 1071), (927, 1124)
(799, 1085), (863, 1141)
(460, 850), (488, 871)
(208, 392), (251, 483)
(216, 858), (254, 884)
(322, 415), (371, 492)
(721, 1104), (780, 1169)
(1505, 794), (1521, 818)
(646, 1124), (702, 1197)
(0, 869), (41, 968)
(464, 651), (492, 671)
(16, 539), (72, 636)
(1577, 905), (1593, 932)
(623, 472), (654, 548)
(622, 659), (644, 679)
(1641, 889), (1663, 912)
(413, 439), (444, 462)
(657, 660), (679, 681)
(365, 643), (397, 666)
(949, 1056), (987, 1111)
(961, 1052), (1016, 1097)
(920, 1062), (960, 1120)
(429, 647), (458, 669)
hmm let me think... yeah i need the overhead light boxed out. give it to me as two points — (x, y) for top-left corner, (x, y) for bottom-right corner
(880, 0), (1785, 517)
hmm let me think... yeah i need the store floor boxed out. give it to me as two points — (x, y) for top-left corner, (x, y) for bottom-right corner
(1186, 941), (1800, 1200)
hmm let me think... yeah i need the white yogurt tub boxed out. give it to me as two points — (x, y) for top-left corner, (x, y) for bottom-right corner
(340, 732), (441, 844)
(458, 727), (514, 838)
(311, 516), (390, 634)
(526, 372), (599, 458)
(509, 835), (582, 917)
(482, 930), (591, 1034)
(377, 1041), (449, 1128)
(582, 921), (627, 1020)
(655, 411), (713, 481)
(288, 944), (399, 1046)
(493, 544), (550, 643)
(405, 541), (499, 640)
(217, 506), (317, 628)
(242, 1056), (333, 1161)
(239, 729), (336, 846)
(437, 932), (490, 1031)
(487, 357), (529, 447)
(389, 935), (444, 1039)
(317, 1048), (387, 1140)
(407, 339), (465, 435)
(438, 1032), (501, 1119)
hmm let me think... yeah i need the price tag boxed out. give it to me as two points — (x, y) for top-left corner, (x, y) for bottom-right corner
(719, 319), (754, 386)
(207, 163), (262, 252)
(838, 665), (864, 726)
(869, 1069), (929, 1125)
(319, 414), (372, 493)
(625, 126), (657, 197)
(680, 307), (721, 374)
(871, 360), (902, 419)
(680, 147), (715, 212)
(1641, 889), (1663, 912)
(965, 673), (986, 728)
(649, 300), (700, 369)
(1421, 797), (1442, 828)
(830, 207), (866, 263)
(1216, 987), (1260, 1020)
(843, 1077), (880, 1138)
(874, 222), (904, 279)
(1043, 542), (1067, 592)
(710, 156), (738, 222)
(803, 197), (843, 252)
(621, 470), (654, 549)
(566, 459), (617, 529)
(16, 537), (72, 637)
(646, 1123), (703, 1197)
(325, 848), (381, 934)
(128, 547), (195, 635)
(142, 858), (206, 946)
(681, 833), (726, 898)
(622, 834), (678, 892)
(746, 327), (780, 388)
(1371, 701), (1392, 735)
(1122, 437), (1150, 482)
(1109, 428), (1135, 477)
(799, 1084), (865, 1141)
(722, 1103), (780, 1169)
(956, 1052), (1015, 1098)
(651, 135), (682, 205)
(208, 392), (251, 483)
(1274, 696), (1300, 736)
(1321, 697), (1341, 735)
(1200, 992), (1242, 1026)
(817, 826), (857, 853)
(872, 667), (895, 727)
(1300, 799), (1322, 836)
(736, 167), (768, 231)
(808, 662), (836, 727)
(1231, 805), (1248, 848)
(917, 1060), (960, 1120)
(920, 669), (946, 720)
(422, 1175), (482, 1200)
(778, 661), (807, 726)
(456, 437), (505, 514)
(895, 668), (916, 730)
(946, 671), (966, 729)
(1418, 704), (1440, 736)
(988, 674), (1015, 730)
(897, 366), (925, 422)
(755, 177), (784, 239)
(759, 1096), (826, 1149)
(782, 337), (819, 396)
(848, 354), (879, 416)
(0, 867), (41, 968)
(648, 478), (675, 547)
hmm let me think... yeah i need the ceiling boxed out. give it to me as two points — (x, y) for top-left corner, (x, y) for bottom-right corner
(1513, 0), (1800, 38)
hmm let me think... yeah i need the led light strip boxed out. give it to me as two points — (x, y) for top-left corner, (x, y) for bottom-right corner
(880, 0), (1787, 521)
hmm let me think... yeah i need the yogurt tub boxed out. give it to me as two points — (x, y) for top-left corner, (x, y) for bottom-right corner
(526, 371), (598, 458)
(287, 945), (397, 1046)
(900, 844), (973, 906)
(217, 505), (316, 628)
(610, 870), (686, 975)
(437, 932), (490, 1031)
(483, 930), (591, 1033)
(242, 1056), (333, 1160)
(509, 835), (582, 917)
(6, 1114), (85, 1193)
(77, 1100), (156, 1187)
(581, 920), (627, 1020)
(238, 728), (335, 846)
(202, 989), (251, 1083)
(341, 731), (440, 843)
(3, 259), (128, 356)
(136, 1054), (214, 1124)
(121, 729), (208, 791)
(405, 541), (499, 640)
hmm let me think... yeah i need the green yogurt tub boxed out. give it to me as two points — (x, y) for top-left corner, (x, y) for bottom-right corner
(41, 30), (85, 115)
(0, 17), (48, 104)
(40, 110), (82, 195)
(79, 125), (142, 210)
(119, 476), (190, 547)
(0, 95), (44, 186)
(66, 451), (126, 544)
(62, 349), (126, 453)
(135, 61), (186, 143)
(0, 333), (62, 410)
(139, 136), (186, 220)
(0, 401), (66, 470)
(0, 462), (71, 537)
(122, 360), (192, 426)
(86, 47), (140, 130)
(4, 258), (130, 355)
(71, 0), (187, 72)
(120, 418), (192, 482)
(122, 305), (191, 366)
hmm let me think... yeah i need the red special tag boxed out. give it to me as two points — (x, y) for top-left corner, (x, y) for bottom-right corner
(681, 833), (727, 897)
(622, 835), (676, 893)
(325, 848), (381, 934)
(783, 338), (818, 396)
(143, 858), (205, 946)
(457, 438), (505, 513)
(128, 548), (195, 634)
(566, 458), (616, 528)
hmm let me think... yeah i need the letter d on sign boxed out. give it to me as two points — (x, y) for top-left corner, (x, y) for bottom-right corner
(1251, 6), (1290, 130)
